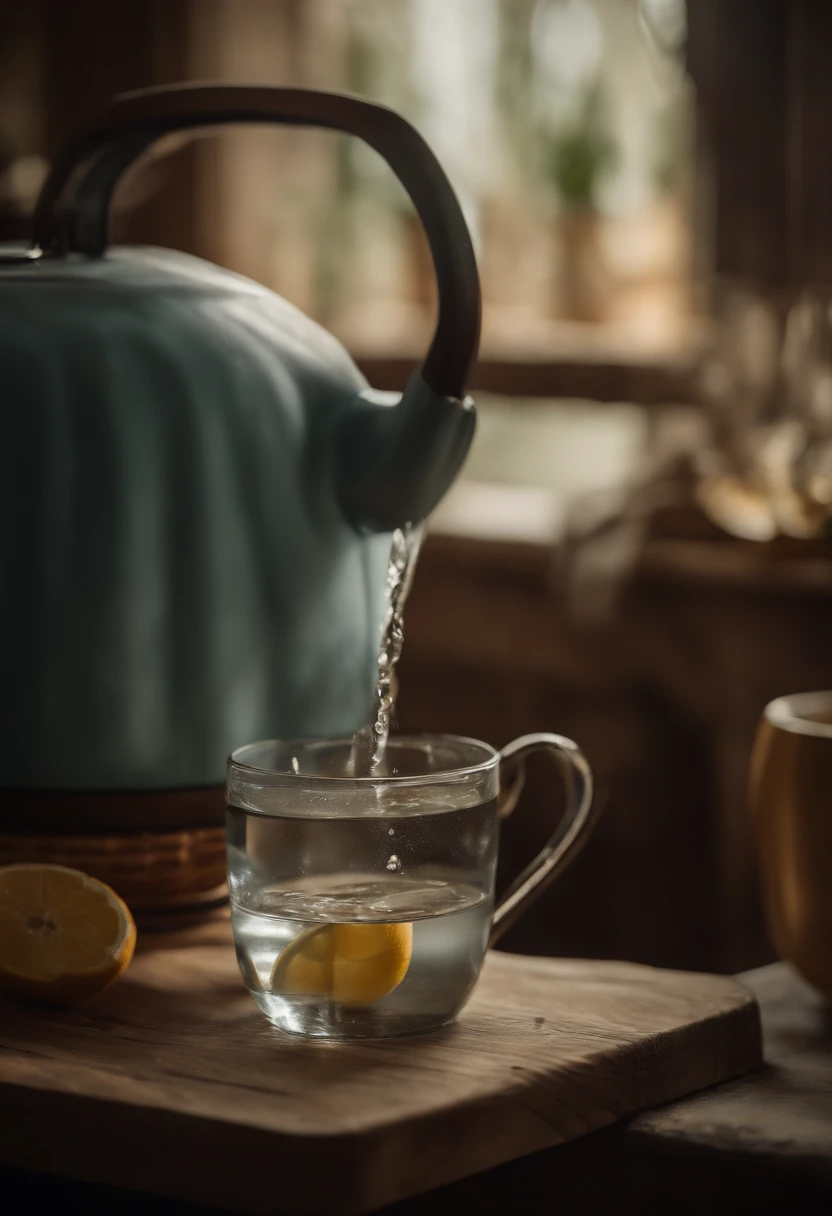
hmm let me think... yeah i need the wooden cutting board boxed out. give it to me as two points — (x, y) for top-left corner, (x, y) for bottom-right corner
(0, 918), (761, 1215)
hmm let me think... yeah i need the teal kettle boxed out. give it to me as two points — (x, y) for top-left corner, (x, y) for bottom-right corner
(0, 85), (479, 911)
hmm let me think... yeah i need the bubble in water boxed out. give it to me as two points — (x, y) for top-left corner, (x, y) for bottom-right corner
(291, 756), (300, 774)
(386, 854), (401, 872)
(388, 827), (395, 836)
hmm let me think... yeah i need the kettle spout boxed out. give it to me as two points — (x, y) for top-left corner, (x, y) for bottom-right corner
(336, 372), (476, 533)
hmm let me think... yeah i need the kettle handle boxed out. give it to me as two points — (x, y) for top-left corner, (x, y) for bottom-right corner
(31, 84), (480, 400)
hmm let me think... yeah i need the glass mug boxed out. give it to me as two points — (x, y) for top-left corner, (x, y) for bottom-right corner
(226, 733), (595, 1038)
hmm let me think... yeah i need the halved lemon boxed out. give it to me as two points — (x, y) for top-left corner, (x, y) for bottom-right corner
(0, 864), (136, 1006)
(271, 921), (412, 1005)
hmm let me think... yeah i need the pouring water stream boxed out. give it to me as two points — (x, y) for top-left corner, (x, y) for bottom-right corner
(350, 523), (424, 778)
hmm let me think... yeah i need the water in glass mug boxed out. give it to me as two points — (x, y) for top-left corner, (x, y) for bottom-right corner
(226, 798), (497, 1038)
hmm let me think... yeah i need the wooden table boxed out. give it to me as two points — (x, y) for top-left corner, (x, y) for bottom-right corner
(614, 964), (832, 1190)
(1, 960), (826, 1214)
(0, 922), (759, 1215)
(390, 961), (832, 1214)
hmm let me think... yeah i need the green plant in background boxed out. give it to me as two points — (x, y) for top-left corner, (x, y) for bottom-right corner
(650, 94), (688, 198)
(313, 5), (427, 322)
(495, 0), (543, 186)
(344, 13), (421, 209)
(542, 83), (617, 211)
(313, 132), (357, 324)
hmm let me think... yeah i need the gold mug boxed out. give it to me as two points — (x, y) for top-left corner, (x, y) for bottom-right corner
(751, 692), (832, 1001)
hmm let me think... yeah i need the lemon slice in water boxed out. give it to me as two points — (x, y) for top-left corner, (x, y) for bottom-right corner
(271, 921), (412, 1005)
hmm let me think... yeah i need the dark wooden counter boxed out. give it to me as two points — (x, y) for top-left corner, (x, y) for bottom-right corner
(397, 528), (832, 975)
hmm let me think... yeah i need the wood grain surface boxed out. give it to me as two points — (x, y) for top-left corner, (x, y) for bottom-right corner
(0, 918), (762, 1215)
(625, 963), (832, 1174)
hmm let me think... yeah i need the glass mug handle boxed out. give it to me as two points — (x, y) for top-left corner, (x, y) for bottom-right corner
(489, 733), (596, 946)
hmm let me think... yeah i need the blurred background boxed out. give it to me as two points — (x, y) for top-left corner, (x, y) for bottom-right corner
(5, 0), (832, 975)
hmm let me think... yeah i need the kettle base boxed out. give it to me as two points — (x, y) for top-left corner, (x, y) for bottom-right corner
(0, 787), (228, 929)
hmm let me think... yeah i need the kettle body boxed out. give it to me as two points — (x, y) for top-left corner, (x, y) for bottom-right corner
(0, 246), (394, 789)
(0, 84), (480, 796)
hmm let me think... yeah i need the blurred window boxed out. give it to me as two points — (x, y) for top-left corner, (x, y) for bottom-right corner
(263, 0), (694, 362)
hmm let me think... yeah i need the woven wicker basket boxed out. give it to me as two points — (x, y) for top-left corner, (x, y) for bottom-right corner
(0, 788), (227, 928)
